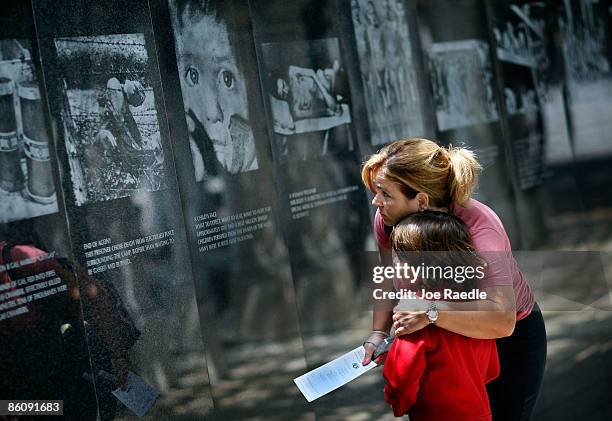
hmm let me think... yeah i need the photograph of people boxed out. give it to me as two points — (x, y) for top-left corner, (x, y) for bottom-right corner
(0, 39), (58, 222)
(262, 38), (354, 163)
(170, 0), (259, 180)
(55, 33), (166, 206)
(350, 0), (425, 145)
(429, 40), (499, 130)
(361, 138), (547, 421)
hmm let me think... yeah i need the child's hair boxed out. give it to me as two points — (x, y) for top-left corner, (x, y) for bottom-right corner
(390, 210), (483, 291)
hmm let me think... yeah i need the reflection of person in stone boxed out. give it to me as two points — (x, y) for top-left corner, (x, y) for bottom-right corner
(173, 0), (258, 180)
(0, 223), (139, 420)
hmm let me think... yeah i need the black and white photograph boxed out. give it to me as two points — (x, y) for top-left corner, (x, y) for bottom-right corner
(350, 0), (426, 145)
(169, 0), (259, 180)
(493, 5), (541, 70)
(490, 0), (573, 166)
(0, 39), (58, 223)
(502, 62), (545, 190)
(490, 1), (552, 190)
(261, 38), (354, 163)
(491, 1), (552, 101)
(54, 33), (166, 206)
(560, 0), (611, 101)
(558, 0), (612, 160)
(417, 0), (520, 240)
(429, 40), (500, 131)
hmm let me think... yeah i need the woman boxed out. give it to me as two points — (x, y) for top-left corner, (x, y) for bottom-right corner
(361, 138), (546, 421)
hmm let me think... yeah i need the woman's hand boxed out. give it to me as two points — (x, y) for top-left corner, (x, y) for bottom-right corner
(393, 298), (429, 336)
(362, 331), (389, 365)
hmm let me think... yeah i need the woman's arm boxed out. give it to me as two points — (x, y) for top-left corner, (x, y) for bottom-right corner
(392, 222), (519, 339)
(393, 285), (516, 339)
(362, 249), (395, 365)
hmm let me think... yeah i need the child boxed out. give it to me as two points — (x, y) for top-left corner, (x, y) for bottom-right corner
(383, 210), (500, 420)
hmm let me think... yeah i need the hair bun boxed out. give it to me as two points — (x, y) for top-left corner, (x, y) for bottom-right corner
(447, 145), (482, 207)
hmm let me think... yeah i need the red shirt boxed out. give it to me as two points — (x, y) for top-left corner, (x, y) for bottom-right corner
(0, 242), (50, 329)
(383, 326), (499, 420)
(374, 199), (535, 320)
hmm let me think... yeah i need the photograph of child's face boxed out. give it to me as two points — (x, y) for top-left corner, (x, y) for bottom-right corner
(171, 3), (259, 179)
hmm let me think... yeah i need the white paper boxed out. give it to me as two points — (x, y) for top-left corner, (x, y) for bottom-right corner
(111, 371), (160, 417)
(294, 345), (377, 402)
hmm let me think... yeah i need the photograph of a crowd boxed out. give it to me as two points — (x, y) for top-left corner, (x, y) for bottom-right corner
(350, 0), (426, 145)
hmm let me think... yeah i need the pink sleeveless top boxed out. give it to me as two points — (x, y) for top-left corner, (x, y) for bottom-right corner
(374, 199), (534, 321)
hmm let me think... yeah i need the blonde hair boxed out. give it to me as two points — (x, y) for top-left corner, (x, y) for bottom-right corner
(362, 138), (481, 207)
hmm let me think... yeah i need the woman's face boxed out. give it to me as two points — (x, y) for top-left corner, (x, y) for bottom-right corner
(371, 174), (420, 226)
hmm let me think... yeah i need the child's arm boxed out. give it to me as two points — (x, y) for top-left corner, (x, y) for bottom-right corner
(382, 328), (432, 417)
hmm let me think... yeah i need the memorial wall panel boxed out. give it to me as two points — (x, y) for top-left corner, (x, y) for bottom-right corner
(560, 0), (612, 162)
(250, 0), (371, 344)
(416, 0), (521, 244)
(489, 0), (575, 168)
(558, 0), (612, 215)
(151, 0), (311, 419)
(250, 0), (377, 417)
(344, 0), (430, 147)
(33, 0), (213, 418)
(0, 2), (98, 419)
(487, 0), (584, 248)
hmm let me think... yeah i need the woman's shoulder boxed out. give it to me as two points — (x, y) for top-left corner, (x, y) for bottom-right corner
(454, 199), (510, 251)
(453, 199), (505, 232)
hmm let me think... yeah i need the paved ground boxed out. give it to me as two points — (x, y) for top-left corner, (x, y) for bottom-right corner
(139, 307), (610, 420)
(114, 207), (612, 420)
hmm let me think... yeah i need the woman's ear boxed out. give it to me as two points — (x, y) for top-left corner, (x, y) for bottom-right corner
(416, 192), (429, 211)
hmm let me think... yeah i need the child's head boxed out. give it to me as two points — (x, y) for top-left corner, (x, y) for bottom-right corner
(391, 210), (473, 252)
(390, 210), (482, 291)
